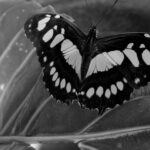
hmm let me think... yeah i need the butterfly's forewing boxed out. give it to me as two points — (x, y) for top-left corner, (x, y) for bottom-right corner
(96, 33), (150, 87)
(24, 13), (86, 101)
(79, 33), (150, 110)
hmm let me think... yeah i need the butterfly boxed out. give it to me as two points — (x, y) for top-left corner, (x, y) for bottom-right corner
(24, 13), (150, 113)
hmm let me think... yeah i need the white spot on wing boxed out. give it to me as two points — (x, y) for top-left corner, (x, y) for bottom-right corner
(123, 49), (139, 67)
(61, 39), (82, 79)
(55, 15), (60, 18)
(54, 25), (57, 30)
(28, 24), (32, 28)
(61, 39), (73, 51)
(50, 34), (64, 48)
(60, 78), (66, 89)
(42, 29), (53, 42)
(43, 56), (47, 62)
(135, 78), (140, 84)
(86, 87), (95, 98)
(52, 72), (58, 81)
(50, 67), (56, 75)
(86, 58), (96, 77)
(37, 17), (50, 31)
(140, 44), (145, 49)
(61, 28), (65, 34)
(123, 78), (127, 83)
(50, 61), (54, 67)
(66, 82), (71, 93)
(105, 89), (111, 98)
(111, 84), (117, 95)
(103, 52), (117, 65)
(144, 74), (147, 78)
(86, 53), (114, 77)
(96, 86), (103, 97)
(55, 78), (60, 87)
(108, 50), (124, 65)
(46, 14), (51, 17)
(116, 81), (124, 91)
(127, 43), (134, 49)
(80, 91), (85, 95)
(144, 33), (150, 38)
(142, 49), (150, 65)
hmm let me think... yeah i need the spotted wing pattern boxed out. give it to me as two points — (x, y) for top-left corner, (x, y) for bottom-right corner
(96, 33), (150, 88)
(24, 13), (150, 113)
(78, 33), (150, 110)
(24, 13), (86, 101)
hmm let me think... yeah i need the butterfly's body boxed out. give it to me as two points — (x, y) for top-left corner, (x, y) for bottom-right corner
(24, 13), (150, 113)
(81, 26), (97, 80)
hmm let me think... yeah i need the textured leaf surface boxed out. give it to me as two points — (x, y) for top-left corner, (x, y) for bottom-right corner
(0, 1), (54, 130)
(78, 96), (150, 134)
(78, 131), (150, 150)
(0, 1), (56, 130)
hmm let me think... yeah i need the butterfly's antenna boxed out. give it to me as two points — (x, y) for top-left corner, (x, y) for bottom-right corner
(85, 0), (93, 26)
(95, 0), (119, 27)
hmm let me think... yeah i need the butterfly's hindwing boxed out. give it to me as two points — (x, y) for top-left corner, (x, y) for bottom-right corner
(78, 33), (150, 110)
(24, 13), (86, 101)
(79, 67), (133, 109)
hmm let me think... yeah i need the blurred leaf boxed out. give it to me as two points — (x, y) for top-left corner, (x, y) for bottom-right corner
(0, 1), (55, 130)
(0, 1), (22, 15)
(78, 131), (150, 150)
(78, 96), (150, 134)
(31, 142), (79, 150)
(0, 1), (56, 98)
(0, 50), (41, 134)
(29, 99), (97, 136)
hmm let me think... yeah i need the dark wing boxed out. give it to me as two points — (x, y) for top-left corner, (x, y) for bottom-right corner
(78, 33), (150, 112)
(24, 13), (86, 102)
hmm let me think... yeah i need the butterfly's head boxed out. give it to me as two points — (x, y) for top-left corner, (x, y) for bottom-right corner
(84, 26), (97, 54)
(88, 26), (96, 39)
(91, 26), (96, 32)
